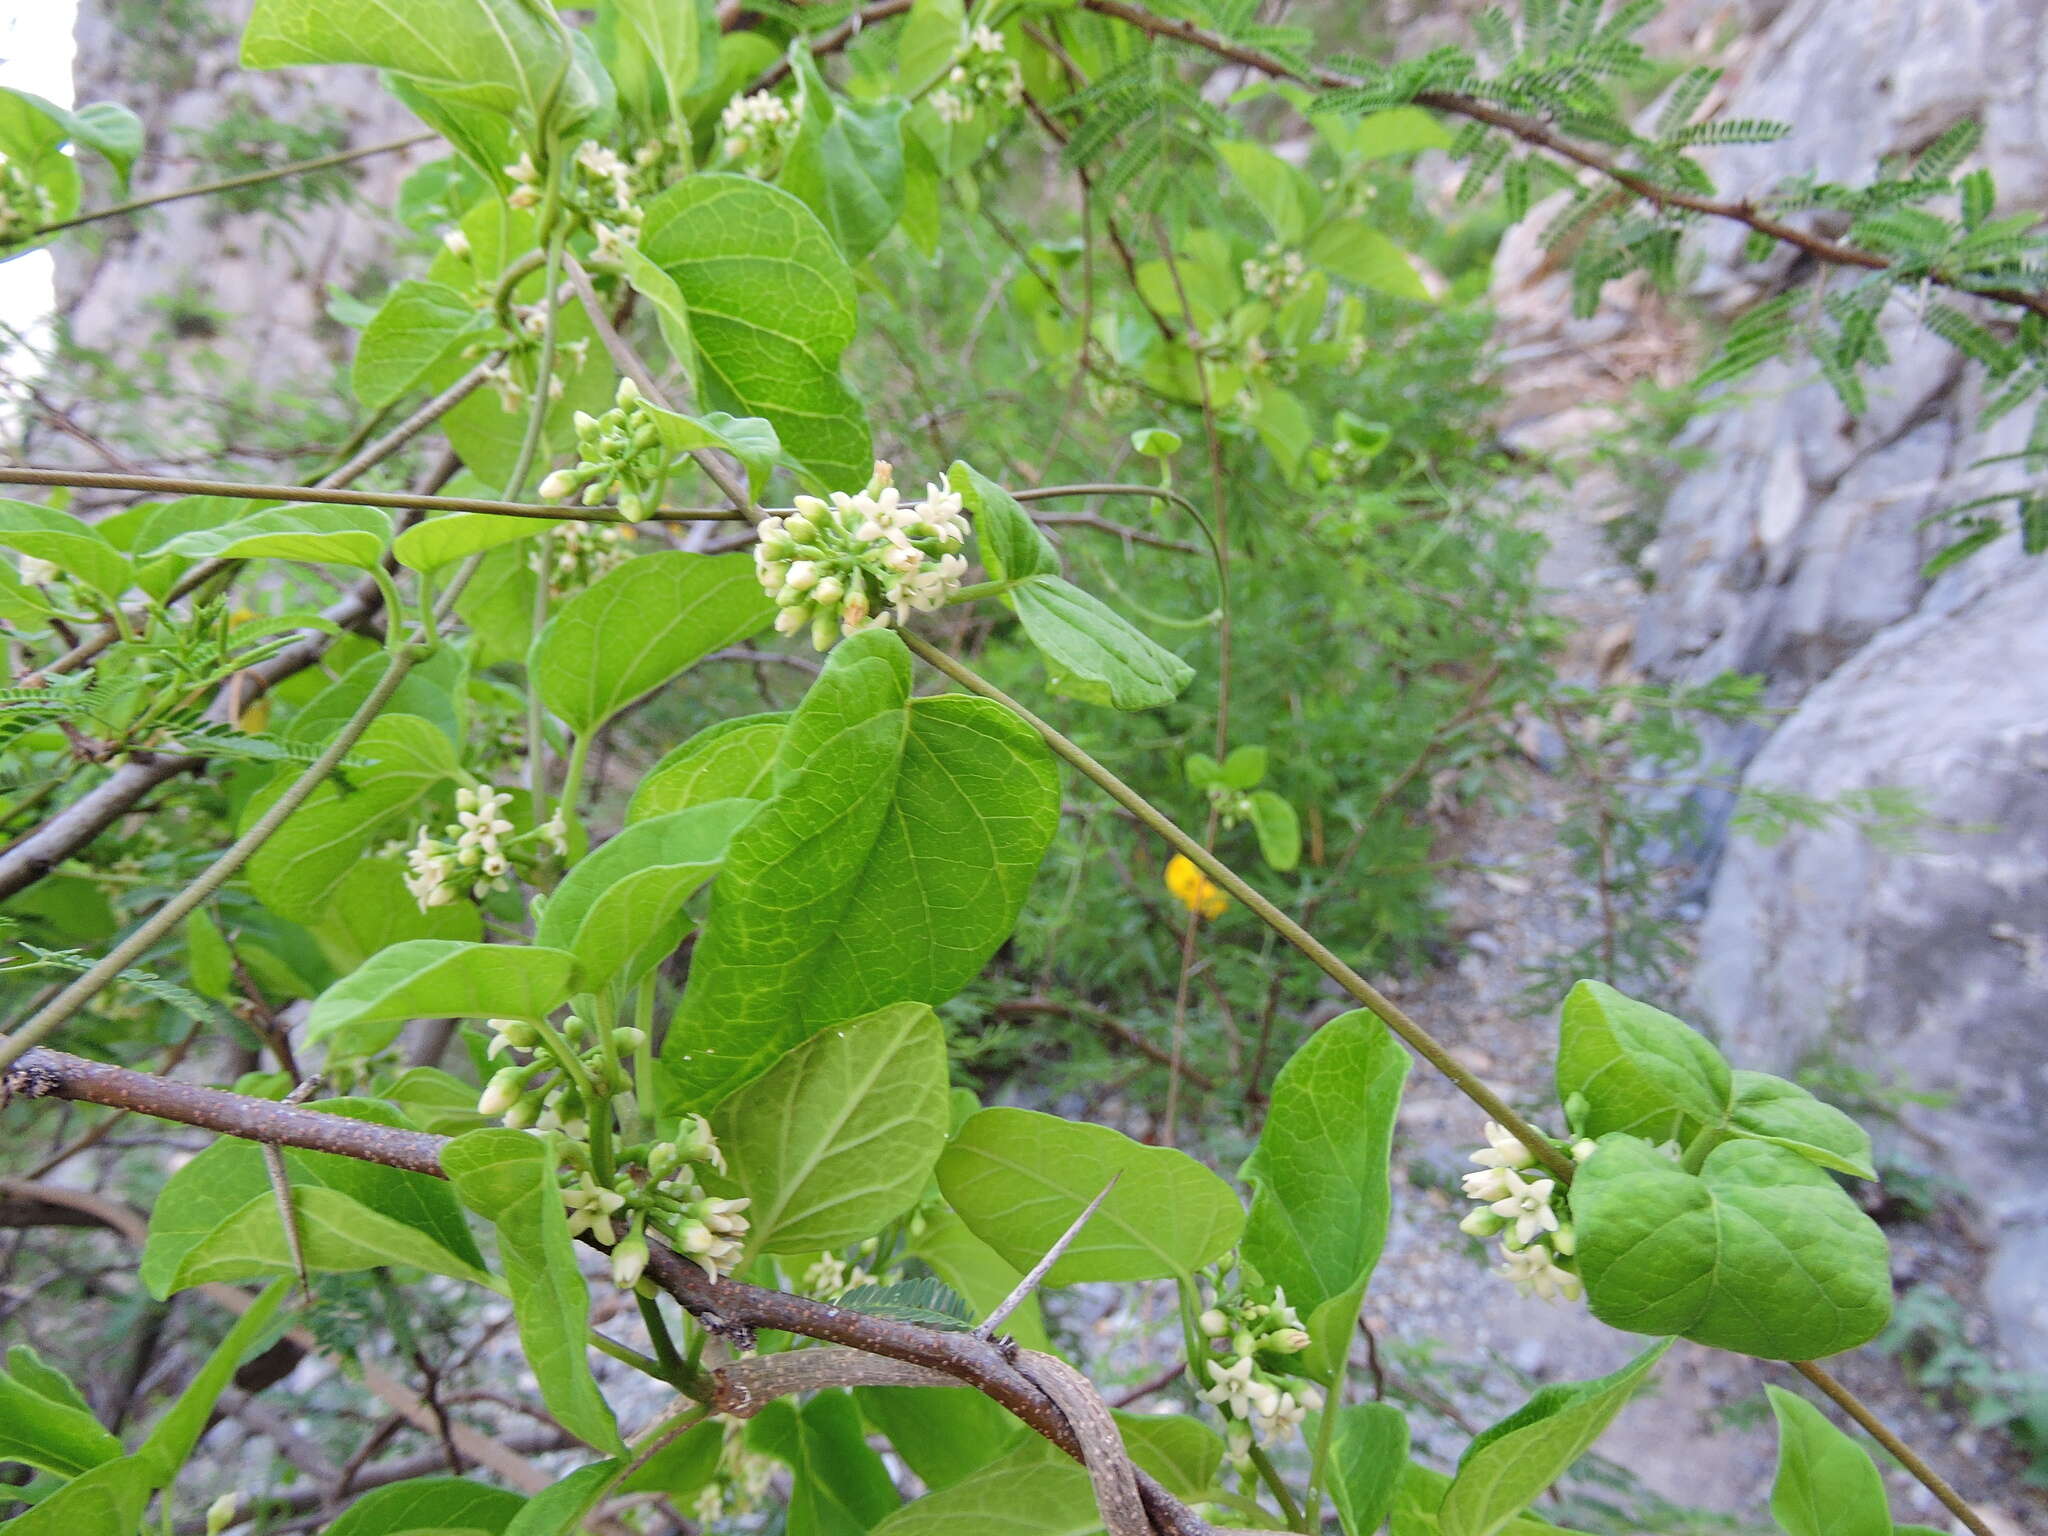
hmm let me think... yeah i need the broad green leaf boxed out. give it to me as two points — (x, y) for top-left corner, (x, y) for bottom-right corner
(897, 0), (965, 92)
(0, 1454), (151, 1536)
(1307, 219), (1431, 302)
(134, 1280), (291, 1480)
(1329, 1402), (1410, 1536)
(1319, 106), (1455, 160)
(241, 0), (572, 125)
(1555, 979), (1732, 1143)
(1765, 1386), (1892, 1536)
(1241, 1011), (1407, 1370)
(1572, 1136), (1891, 1359)
(1391, 1463), (1596, 1536)
(665, 631), (1059, 1106)
(638, 175), (872, 486)
(713, 1001), (949, 1252)
(1217, 139), (1321, 243)
(532, 550), (772, 735)
(618, 1418), (723, 1501)
(503, 1460), (621, 1536)
(749, 1391), (899, 1535)
(951, 460), (1056, 582)
(1010, 576), (1196, 710)
(311, 856), (484, 972)
(0, 89), (80, 236)
(384, 1065), (500, 1135)
(142, 1099), (483, 1298)
(395, 511), (561, 573)
(354, 279), (489, 409)
(857, 1385), (1023, 1493)
(646, 403), (782, 501)
(1115, 1413), (1224, 1502)
(1439, 1341), (1671, 1536)
(1246, 789), (1301, 871)
(1727, 1071), (1877, 1181)
(606, 0), (702, 113)
(627, 713), (786, 823)
(937, 1107), (1244, 1283)
(65, 101), (144, 186)
(442, 1129), (623, 1452)
(866, 1443), (1099, 1536)
(171, 1185), (495, 1290)
(285, 645), (467, 748)
(0, 499), (131, 600)
(0, 1352), (121, 1477)
(1220, 745), (1267, 788)
(157, 504), (391, 569)
(909, 1204), (1049, 1352)
(304, 940), (578, 1054)
(536, 802), (756, 988)
(779, 47), (907, 261)
(325, 1476), (527, 1536)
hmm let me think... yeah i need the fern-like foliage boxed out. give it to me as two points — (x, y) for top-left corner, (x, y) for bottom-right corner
(6, 943), (224, 1027)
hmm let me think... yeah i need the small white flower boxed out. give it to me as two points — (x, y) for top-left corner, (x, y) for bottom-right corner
(1487, 1168), (1561, 1247)
(441, 228), (471, 260)
(1498, 1242), (1583, 1304)
(1470, 1120), (1540, 1170)
(1199, 1355), (1257, 1418)
(17, 555), (58, 585)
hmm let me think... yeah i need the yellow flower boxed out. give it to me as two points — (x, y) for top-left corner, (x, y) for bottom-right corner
(1164, 854), (1229, 920)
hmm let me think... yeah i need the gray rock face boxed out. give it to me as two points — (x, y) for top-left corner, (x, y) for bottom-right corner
(1629, 0), (2048, 1367)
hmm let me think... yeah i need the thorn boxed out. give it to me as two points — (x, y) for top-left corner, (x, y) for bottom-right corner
(976, 1172), (1120, 1339)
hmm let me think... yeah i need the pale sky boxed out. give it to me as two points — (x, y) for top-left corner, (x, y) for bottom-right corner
(0, 2), (79, 361)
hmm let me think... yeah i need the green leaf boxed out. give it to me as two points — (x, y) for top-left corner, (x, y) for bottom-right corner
(532, 550), (772, 736)
(1439, 1341), (1671, 1536)
(1218, 139), (1322, 243)
(1555, 979), (1732, 1143)
(1765, 1387), (1892, 1536)
(1572, 1136), (1892, 1360)
(909, 1204), (1049, 1353)
(303, 941), (578, 1055)
(713, 1001), (949, 1253)
(857, 1385), (1023, 1493)
(394, 510), (562, 573)
(1727, 1071), (1877, 1181)
(1241, 1010), (1408, 1372)
(951, 460), (1056, 582)
(749, 1391), (900, 1535)
(503, 1460), (621, 1536)
(1319, 106), (1454, 160)
(645, 403), (783, 502)
(537, 802), (756, 989)
(1010, 576), (1196, 710)
(1329, 1402), (1410, 1536)
(605, 0), (702, 114)
(0, 1352), (122, 1478)
(170, 1186), (495, 1291)
(324, 1476), (527, 1536)
(354, 279), (489, 409)
(134, 1279), (292, 1480)
(1307, 219), (1431, 302)
(0, 500), (131, 601)
(615, 239), (695, 371)
(66, 101), (144, 187)
(383, 1064), (499, 1135)
(627, 713), (786, 823)
(637, 175), (872, 486)
(0, 90), (80, 235)
(143, 1100), (484, 1298)
(1246, 790), (1301, 871)
(779, 48), (907, 262)
(665, 631), (1059, 1106)
(1115, 1413), (1225, 1502)
(897, 0), (965, 92)
(0, 1454), (152, 1536)
(311, 856), (483, 971)
(241, 0), (573, 126)
(156, 504), (391, 569)
(937, 1107), (1244, 1283)
(1219, 745), (1267, 788)
(442, 1129), (623, 1452)
(866, 1443), (1100, 1536)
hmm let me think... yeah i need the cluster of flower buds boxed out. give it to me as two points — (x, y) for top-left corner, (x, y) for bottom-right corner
(1240, 244), (1309, 305)
(754, 462), (971, 650)
(0, 151), (54, 248)
(538, 377), (671, 522)
(800, 1238), (893, 1299)
(692, 1420), (779, 1525)
(534, 519), (637, 599)
(403, 785), (530, 910)
(1195, 1286), (1322, 1462)
(929, 25), (1025, 126)
(719, 91), (798, 176)
(1459, 1121), (1595, 1304)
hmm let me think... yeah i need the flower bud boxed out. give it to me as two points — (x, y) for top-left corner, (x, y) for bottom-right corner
(538, 468), (580, 501)
(1571, 1138), (1599, 1163)
(1459, 1207), (1506, 1238)
(612, 1025), (648, 1053)
(811, 575), (843, 604)
(205, 1493), (242, 1536)
(610, 1229), (650, 1288)
(478, 1066), (528, 1117)
(784, 560), (820, 591)
(441, 228), (471, 260)
(615, 376), (642, 408)
(1267, 1328), (1311, 1354)
(1549, 1223), (1577, 1257)
(1198, 1308), (1230, 1338)
(502, 1087), (546, 1130)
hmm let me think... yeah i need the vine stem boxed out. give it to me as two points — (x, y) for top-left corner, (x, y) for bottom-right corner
(33, 132), (437, 238)
(1791, 1360), (1995, 1536)
(0, 643), (422, 1070)
(900, 630), (1577, 1183)
(0, 465), (743, 526)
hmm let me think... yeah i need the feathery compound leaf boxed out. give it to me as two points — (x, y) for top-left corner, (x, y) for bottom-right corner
(837, 1278), (976, 1329)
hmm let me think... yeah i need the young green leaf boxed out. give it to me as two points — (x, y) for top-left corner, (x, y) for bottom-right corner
(536, 801), (757, 989)
(1764, 1386), (1893, 1536)
(155, 504), (392, 569)
(393, 510), (563, 573)
(748, 1390), (901, 1535)
(1727, 1071), (1878, 1181)
(1009, 576), (1196, 710)
(323, 1475), (527, 1536)
(353, 278), (490, 409)
(951, 459), (1057, 582)
(1329, 1402), (1411, 1536)
(1217, 139), (1322, 243)
(532, 550), (771, 736)
(1439, 1340), (1671, 1536)
(626, 713), (787, 823)
(1555, 979), (1732, 1142)
(865, 1442), (1101, 1536)
(1246, 790), (1301, 871)
(442, 1129), (623, 1453)
(0, 1351), (123, 1477)
(778, 48), (908, 262)
(645, 404), (783, 501)
(0, 1454), (153, 1536)
(908, 1204), (1050, 1353)
(303, 940), (578, 1054)
(1572, 1136), (1892, 1359)
(133, 1279), (292, 1480)
(937, 1107), (1244, 1283)
(1307, 219), (1432, 302)
(0, 499), (132, 601)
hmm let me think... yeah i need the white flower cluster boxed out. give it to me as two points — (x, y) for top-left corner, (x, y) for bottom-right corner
(0, 151), (55, 248)
(1194, 1287), (1322, 1464)
(802, 1250), (883, 1298)
(403, 785), (521, 910)
(538, 376), (671, 522)
(755, 462), (971, 649)
(1241, 244), (1308, 305)
(720, 91), (797, 175)
(1459, 1121), (1595, 1304)
(929, 25), (1025, 125)
(534, 520), (636, 600)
